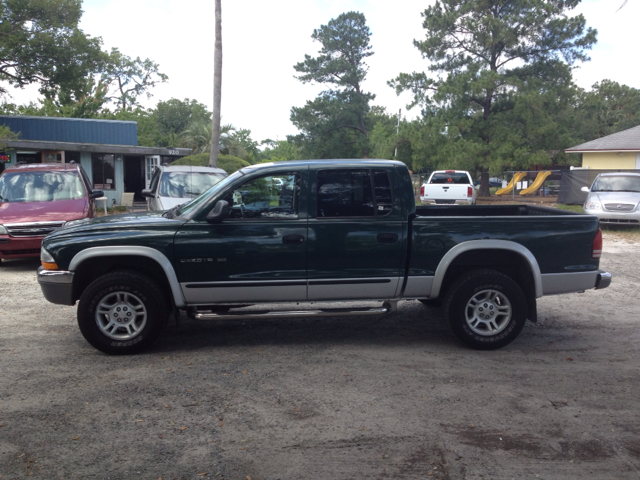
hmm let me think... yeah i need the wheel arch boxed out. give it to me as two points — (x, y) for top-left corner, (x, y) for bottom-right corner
(69, 246), (186, 308)
(429, 240), (543, 300)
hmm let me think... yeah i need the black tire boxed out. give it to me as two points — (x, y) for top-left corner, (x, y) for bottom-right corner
(444, 269), (527, 350)
(418, 298), (442, 307)
(77, 270), (169, 354)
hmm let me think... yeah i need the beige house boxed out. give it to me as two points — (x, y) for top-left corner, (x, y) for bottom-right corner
(565, 124), (640, 169)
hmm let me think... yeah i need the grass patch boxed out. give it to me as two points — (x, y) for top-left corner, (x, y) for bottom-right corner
(555, 204), (584, 213)
(601, 225), (640, 243)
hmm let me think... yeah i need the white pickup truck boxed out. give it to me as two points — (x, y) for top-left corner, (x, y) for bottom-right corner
(420, 170), (477, 205)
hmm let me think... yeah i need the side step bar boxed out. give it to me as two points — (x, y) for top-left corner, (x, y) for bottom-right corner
(189, 301), (397, 321)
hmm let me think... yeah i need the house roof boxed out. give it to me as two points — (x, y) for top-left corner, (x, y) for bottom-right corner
(5, 139), (192, 157)
(566, 124), (640, 153)
(0, 115), (138, 146)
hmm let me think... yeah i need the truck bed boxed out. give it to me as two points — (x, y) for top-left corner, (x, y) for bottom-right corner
(410, 204), (599, 277)
(414, 204), (578, 217)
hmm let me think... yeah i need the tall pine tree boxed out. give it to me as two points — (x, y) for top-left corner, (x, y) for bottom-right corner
(390, 0), (596, 195)
(290, 12), (375, 159)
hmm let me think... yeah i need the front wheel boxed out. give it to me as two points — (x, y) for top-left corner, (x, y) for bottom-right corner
(444, 269), (527, 350)
(77, 270), (169, 354)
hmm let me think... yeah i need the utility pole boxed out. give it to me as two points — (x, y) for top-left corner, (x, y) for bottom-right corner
(394, 108), (401, 158)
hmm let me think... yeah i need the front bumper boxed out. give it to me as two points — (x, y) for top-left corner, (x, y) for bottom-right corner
(37, 267), (75, 306)
(0, 235), (43, 259)
(584, 208), (640, 226)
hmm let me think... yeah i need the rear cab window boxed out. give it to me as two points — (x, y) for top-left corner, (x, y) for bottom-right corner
(316, 169), (393, 218)
(429, 172), (471, 185)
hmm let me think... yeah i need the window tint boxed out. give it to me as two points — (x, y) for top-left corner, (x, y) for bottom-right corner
(373, 170), (393, 215)
(317, 169), (393, 217)
(429, 172), (470, 185)
(226, 173), (299, 219)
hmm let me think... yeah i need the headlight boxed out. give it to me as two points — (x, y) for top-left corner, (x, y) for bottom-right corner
(0, 224), (7, 235)
(585, 201), (602, 210)
(40, 246), (59, 270)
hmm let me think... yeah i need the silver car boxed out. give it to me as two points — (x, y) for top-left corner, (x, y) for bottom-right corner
(142, 165), (227, 211)
(582, 172), (640, 226)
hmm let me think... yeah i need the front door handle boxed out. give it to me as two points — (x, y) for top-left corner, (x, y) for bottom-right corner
(283, 234), (305, 245)
(377, 233), (398, 244)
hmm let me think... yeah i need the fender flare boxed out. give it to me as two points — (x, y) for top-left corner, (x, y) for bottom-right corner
(69, 246), (186, 308)
(429, 240), (543, 299)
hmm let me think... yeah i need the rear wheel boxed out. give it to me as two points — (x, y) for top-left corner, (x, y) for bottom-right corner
(77, 270), (169, 354)
(444, 269), (527, 350)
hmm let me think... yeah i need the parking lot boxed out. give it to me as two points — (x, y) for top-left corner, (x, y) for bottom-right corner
(1, 231), (639, 480)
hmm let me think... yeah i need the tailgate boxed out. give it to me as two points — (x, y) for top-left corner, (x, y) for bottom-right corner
(423, 184), (469, 200)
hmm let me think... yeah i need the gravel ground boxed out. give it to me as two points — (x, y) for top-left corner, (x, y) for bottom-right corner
(1, 232), (639, 480)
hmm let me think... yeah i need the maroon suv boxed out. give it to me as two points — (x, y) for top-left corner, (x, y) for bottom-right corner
(0, 163), (103, 262)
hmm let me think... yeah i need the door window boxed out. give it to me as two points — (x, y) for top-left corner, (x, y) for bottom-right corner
(226, 173), (300, 219)
(317, 169), (393, 217)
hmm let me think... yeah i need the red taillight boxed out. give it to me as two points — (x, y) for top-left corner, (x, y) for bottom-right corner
(592, 228), (602, 259)
(467, 186), (473, 197)
(445, 170), (455, 173)
(420, 185), (425, 196)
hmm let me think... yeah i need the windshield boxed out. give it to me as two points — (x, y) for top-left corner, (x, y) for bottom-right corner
(159, 171), (226, 198)
(0, 171), (85, 203)
(429, 172), (471, 185)
(174, 169), (245, 218)
(591, 175), (640, 192)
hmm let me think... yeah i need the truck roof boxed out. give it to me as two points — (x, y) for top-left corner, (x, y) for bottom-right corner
(241, 159), (407, 172)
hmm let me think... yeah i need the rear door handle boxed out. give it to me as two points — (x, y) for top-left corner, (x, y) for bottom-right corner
(283, 234), (305, 245)
(377, 233), (398, 244)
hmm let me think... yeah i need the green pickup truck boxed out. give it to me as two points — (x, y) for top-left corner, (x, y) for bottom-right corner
(37, 160), (611, 354)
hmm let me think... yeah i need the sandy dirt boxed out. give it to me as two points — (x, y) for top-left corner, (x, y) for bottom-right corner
(0, 232), (639, 480)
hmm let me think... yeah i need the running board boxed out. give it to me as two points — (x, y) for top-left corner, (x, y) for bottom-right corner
(189, 301), (397, 321)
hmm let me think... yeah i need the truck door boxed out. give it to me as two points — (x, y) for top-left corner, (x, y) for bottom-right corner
(307, 168), (404, 300)
(174, 168), (308, 303)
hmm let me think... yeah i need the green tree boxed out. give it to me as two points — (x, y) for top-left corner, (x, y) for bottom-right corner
(101, 48), (168, 111)
(155, 98), (210, 146)
(259, 139), (303, 163)
(229, 128), (259, 163)
(0, 124), (18, 151)
(291, 11), (375, 158)
(181, 120), (245, 157)
(573, 80), (640, 140)
(390, 0), (597, 195)
(0, 0), (104, 97)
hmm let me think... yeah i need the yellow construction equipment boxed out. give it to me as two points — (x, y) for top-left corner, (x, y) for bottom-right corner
(495, 172), (526, 195)
(519, 171), (552, 195)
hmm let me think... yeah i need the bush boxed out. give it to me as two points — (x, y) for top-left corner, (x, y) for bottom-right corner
(172, 153), (250, 174)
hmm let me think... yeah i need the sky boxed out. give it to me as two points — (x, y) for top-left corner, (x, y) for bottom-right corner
(6, 0), (640, 144)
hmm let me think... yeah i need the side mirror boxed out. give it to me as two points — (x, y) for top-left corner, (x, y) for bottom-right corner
(141, 189), (153, 198)
(581, 186), (590, 193)
(89, 189), (104, 199)
(206, 200), (230, 223)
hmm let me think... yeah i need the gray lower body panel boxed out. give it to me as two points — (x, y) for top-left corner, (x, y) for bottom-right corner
(402, 276), (435, 298)
(181, 277), (401, 304)
(181, 280), (307, 303)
